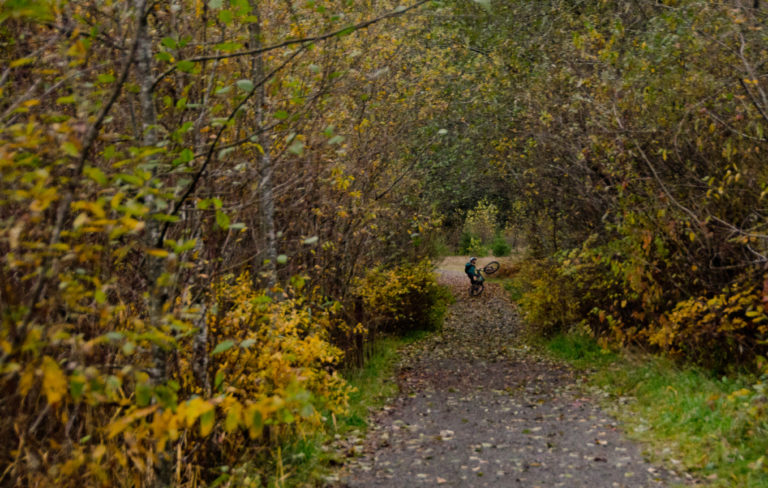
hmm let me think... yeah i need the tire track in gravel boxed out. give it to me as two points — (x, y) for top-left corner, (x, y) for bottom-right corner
(338, 265), (689, 487)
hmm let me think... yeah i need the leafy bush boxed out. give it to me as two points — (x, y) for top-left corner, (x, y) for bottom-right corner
(467, 236), (489, 257)
(517, 258), (580, 337)
(459, 231), (473, 254)
(3, 272), (350, 487)
(518, 233), (768, 372)
(463, 199), (499, 243)
(354, 259), (451, 335)
(491, 235), (511, 257)
(647, 280), (768, 371)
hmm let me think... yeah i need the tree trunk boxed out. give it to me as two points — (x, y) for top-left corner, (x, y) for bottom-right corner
(249, 0), (278, 289)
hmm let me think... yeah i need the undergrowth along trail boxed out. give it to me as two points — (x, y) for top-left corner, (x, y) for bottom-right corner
(339, 260), (689, 487)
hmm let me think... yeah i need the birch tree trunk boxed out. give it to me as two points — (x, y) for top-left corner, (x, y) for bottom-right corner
(249, 0), (278, 289)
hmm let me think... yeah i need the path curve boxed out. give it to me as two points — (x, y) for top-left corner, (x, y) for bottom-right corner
(339, 267), (687, 487)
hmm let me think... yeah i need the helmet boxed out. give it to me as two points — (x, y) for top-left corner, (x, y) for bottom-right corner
(469, 257), (477, 262)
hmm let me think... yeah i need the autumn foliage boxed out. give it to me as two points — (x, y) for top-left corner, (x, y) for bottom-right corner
(0, 0), (448, 485)
(416, 1), (768, 372)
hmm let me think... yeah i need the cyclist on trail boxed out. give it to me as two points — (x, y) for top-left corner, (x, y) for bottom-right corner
(465, 257), (481, 285)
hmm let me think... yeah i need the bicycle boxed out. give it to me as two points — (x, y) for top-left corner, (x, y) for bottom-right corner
(469, 261), (500, 296)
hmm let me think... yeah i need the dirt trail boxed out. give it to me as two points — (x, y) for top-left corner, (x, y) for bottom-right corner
(339, 263), (688, 487)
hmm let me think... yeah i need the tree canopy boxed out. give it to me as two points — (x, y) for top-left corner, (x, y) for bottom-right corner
(2, 0), (768, 485)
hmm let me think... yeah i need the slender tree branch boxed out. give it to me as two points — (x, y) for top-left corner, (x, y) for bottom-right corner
(19, 0), (149, 341)
(150, 0), (430, 91)
(156, 45), (307, 247)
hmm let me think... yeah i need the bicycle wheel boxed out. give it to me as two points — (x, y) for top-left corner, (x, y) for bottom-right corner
(483, 261), (500, 275)
(469, 282), (484, 296)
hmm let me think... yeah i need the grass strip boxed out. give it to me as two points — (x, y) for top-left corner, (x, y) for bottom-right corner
(543, 332), (768, 487)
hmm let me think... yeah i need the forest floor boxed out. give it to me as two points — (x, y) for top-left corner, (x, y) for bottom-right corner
(336, 259), (693, 487)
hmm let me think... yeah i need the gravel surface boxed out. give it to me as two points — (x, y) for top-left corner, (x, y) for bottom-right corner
(337, 261), (689, 488)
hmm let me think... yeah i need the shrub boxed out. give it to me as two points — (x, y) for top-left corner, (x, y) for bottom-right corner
(646, 279), (768, 371)
(354, 259), (450, 335)
(491, 235), (512, 257)
(459, 231), (473, 254)
(517, 258), (580, 336)
(464, 199), (499, 243)
(467, 236), (489, 257)
(3, 272), (351, 487)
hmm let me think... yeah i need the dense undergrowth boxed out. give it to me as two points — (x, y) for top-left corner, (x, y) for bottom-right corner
(217, 331), (426, 487)
(0, 0), (456, 485)
(541, 332), (768, 487)
(516, 243), (768, 372)
(422, 0), (768, 374)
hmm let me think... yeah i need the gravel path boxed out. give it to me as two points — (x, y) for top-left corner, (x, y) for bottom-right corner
(338, 264), (688, 487)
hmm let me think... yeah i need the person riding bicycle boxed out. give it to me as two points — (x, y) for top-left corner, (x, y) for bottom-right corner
(465, 257), (482, 285)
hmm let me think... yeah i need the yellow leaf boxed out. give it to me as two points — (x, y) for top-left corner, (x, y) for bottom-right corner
(92, 444), (107, 460)
(184, 397), (212, 426)
(147, 249), (169, 258)
(42, 356), (67, 405)
(10, 57), (34, 68)
(200, 409), (215, 437)
(19, 366), (36, 396)
(225, 402), (242, 433)
(108, 405), (158, 438)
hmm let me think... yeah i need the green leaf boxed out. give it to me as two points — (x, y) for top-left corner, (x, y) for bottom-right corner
(197, 199), (211, 210)
(56, 95), (76, 104)
(212, 340), (235, 355)
(84, 166), (107, 185)
(105, 331), (123, 342)
(155, 51), (173, 62)
(277, 254), (288, 264)
(303, 236), (318, 245)
(136, 383), (152, 407)
(179, 148), (194, 163)
(208, 0), (223, 8)
(69, 376), (85, 402)
(200, 409), (215, 436)
(473, 0), (492, 11)
(218, 9), (233, 24)
(177, 60), (195, 73)
(216, 210), (230, 230)
(328, 135), (345, 145)
(215, 370), (225, 391)
(215, 42), (242, 52)
(274, 110), (289, 120)
(214, 85), (232, 95)
(62, 142), (79, 157)
(337, 25), (356, 37)
(288, 140), (304, 155)
(236, 79), (254, 92)
(161, 37), (177, 49)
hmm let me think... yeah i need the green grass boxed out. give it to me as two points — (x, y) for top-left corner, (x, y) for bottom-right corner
(544, 332), (618, 369)
(543, 332), (768, 487)
(338, 336), (408, 432)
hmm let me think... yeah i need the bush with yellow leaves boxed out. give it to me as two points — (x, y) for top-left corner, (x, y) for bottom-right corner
(647, 279), (768, 371)
(3, 272), (350, 487)
(354, 259), (449, 336)
(517, 236), (768, 371)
